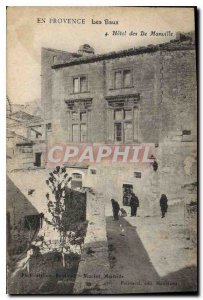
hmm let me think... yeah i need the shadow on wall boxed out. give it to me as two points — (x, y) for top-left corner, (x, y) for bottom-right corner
(7, 176), (41, 264)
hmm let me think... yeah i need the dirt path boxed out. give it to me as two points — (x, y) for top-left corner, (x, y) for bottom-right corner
(105, 216), (197, 294)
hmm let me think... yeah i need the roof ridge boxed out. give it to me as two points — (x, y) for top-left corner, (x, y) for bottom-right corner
(52, 39), (195, 69)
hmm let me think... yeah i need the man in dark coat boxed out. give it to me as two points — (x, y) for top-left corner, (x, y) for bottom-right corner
(160, 194), (168, 218)
(111, 199), (120, 220)
(130, 193), (139, 217)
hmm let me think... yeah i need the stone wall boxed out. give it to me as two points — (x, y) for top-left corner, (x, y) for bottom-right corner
(48, 47), (196, 146)
(70, 140), (197, 217)
(7, 176), (40, 254)
(105, 52), (161, 143)
(42, 42), (197, 217)
(160, 50), (197, 141)
(51, 60), (106, 144)
(41, 48), (74, 123)
(158, 141), (197, 204)
(73, 191), (110, 294)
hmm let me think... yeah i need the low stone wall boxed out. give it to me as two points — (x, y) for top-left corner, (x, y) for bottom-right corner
(73, 191), (110, 294)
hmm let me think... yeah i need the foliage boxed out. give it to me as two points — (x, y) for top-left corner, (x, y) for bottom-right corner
(44, 166), (87, 257)
(45, 166), (72, 249)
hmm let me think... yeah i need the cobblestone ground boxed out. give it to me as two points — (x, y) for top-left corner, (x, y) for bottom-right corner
(123, 204), (196, 277)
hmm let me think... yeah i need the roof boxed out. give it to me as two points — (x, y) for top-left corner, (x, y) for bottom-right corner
(8, 111), (43, 124)
(52, 39), (195, 69)
(7, 130), (32, 144)
(42, 47), (79, 57)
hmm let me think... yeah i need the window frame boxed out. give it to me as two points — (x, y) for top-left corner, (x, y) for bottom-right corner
(134, 171), (142, 179)
(113, 107), (133, 143)
(71, 110), (88, 142)
(72, 75), (88, 94)
(113, 68), (133, 89)
(46, 122), (52, 132)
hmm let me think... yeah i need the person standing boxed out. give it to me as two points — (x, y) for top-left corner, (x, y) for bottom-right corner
(130, 193), (139, 217)
(111, 199), (120, 220)
(160, 194), (168, 218)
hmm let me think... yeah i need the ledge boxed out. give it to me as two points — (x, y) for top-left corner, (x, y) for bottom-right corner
(105, 93), (140, 100)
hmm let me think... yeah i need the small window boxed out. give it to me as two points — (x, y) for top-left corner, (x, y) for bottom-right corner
(73, 76), (88, 93)
(34, 152), (42, 167)
(124, 122), (133, 143)
(46, 123), (52, 131)
(72, 173), (82, 179)
(71, 173), (82, 189)
(123, 70), (132, 88)
(113, 69), (132, 89)
(115, 123), (122, 142)
(134, 172), (141, 178)
(53, 55), (57, 64)
(80, 76), (88, 92)
(80, 124), (87, 142)
(115, 71), (122, 89)
(113, 108), (133, 143)
(182, 130), (192, 142)
(90, 169), (96, 175)
(73, 78), (80, 93)
(71, 111), (88, 142)
(182, 130), (191, 135)
(72, 124), (80, 142)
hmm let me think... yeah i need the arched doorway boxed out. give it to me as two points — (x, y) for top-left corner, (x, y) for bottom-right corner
(122, 184), (133, 206)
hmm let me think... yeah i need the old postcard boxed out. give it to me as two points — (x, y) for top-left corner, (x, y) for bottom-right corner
(6, 6), (198, 294)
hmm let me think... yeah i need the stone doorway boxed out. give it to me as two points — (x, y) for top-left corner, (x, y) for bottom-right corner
(122, 184), (133, 206)
(34, 152), (42, 167)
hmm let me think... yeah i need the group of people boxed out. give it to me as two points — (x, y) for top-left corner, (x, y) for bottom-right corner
(111, 193), (139, 220)
(111, 193), (168, 220)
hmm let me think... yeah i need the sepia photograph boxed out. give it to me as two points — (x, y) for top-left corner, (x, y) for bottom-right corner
(6, 6), (198, 294)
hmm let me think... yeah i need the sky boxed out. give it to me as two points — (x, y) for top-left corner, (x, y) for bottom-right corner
(7, 7), (195, 104)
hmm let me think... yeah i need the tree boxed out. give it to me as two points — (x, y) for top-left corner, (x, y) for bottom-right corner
(45, 166), (73, 267)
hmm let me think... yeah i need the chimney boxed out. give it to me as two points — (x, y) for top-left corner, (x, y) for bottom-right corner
(176, 31), (195, 43)
(78, 44), (95, 56)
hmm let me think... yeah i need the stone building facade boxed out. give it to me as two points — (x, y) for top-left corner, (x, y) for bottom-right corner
(6, 100), (47, 170)
(41, 33), (197, 214)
